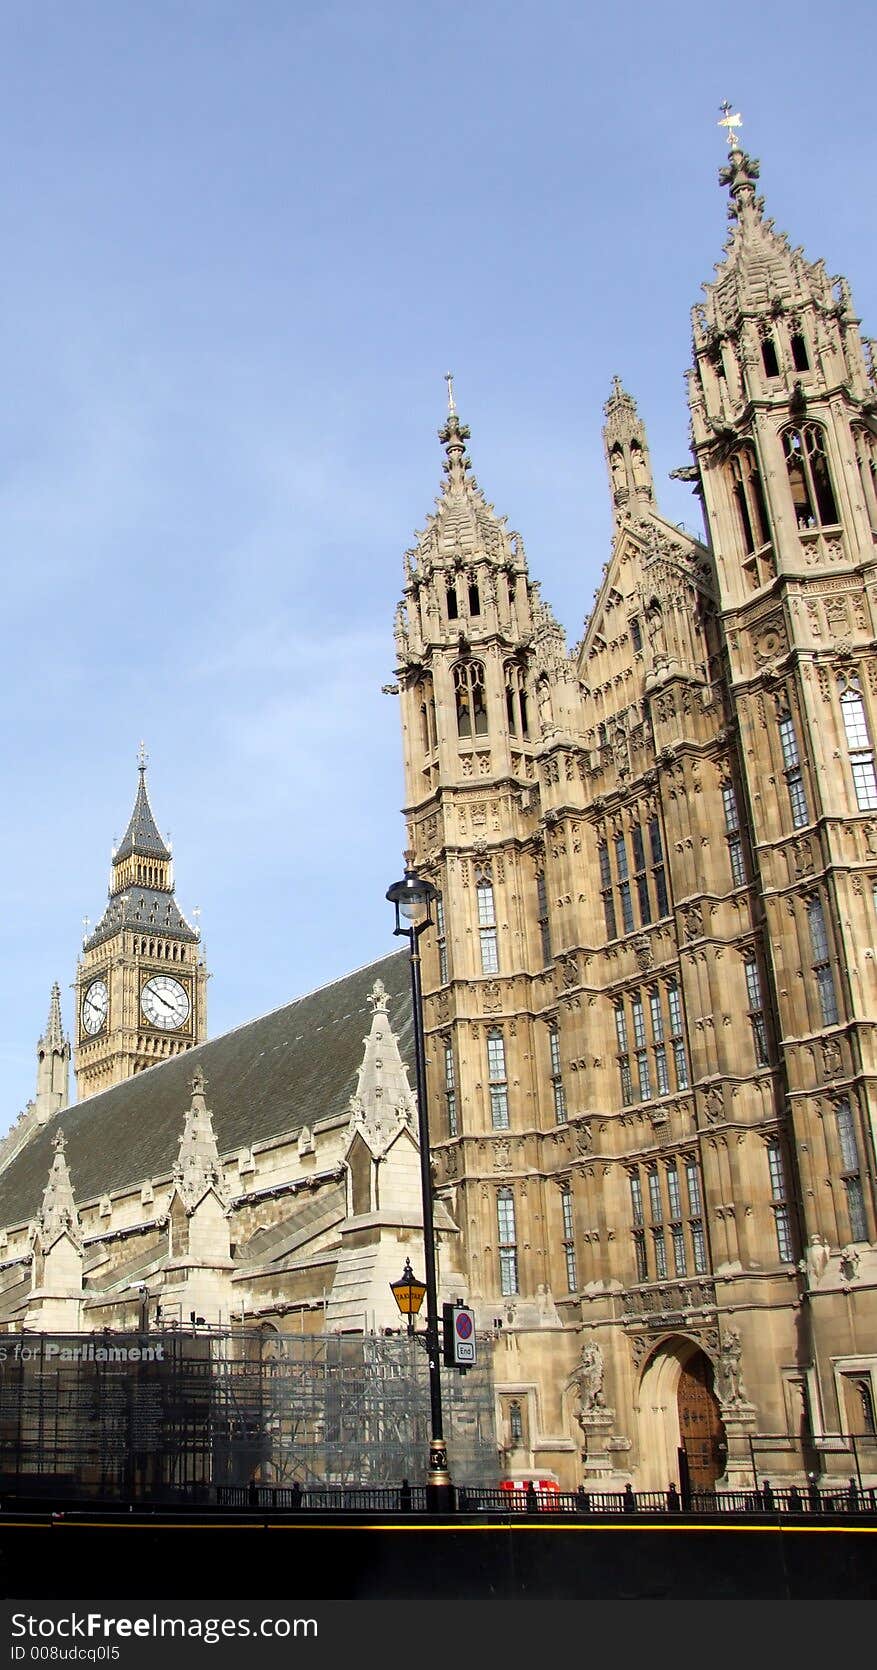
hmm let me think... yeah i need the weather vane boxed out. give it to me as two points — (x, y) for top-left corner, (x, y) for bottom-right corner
(718, 101), (743, 149)
(444, 371), (456, 416)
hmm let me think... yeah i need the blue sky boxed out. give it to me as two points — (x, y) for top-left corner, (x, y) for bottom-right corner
(1, 0), (874, 1121)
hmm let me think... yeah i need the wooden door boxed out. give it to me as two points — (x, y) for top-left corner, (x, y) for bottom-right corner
(677, 1351), (726, 1490)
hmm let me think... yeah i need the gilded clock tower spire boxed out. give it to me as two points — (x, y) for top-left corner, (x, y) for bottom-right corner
(74, 752), (207, 1099)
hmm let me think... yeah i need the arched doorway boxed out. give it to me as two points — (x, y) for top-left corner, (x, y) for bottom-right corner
(636, 1336), (727, 1491)
(677, 1351), (726, 1491)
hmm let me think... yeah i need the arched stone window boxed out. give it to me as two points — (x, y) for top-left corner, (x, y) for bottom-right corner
(453, 660), (488, 738)
(729, 444), (770, 554)
(760, 325), (780, 379)
(416, 672), (437, 756)
(790, 321), (810, 372)
(782, 424), (839, 528)
(504, 660), (530, 739)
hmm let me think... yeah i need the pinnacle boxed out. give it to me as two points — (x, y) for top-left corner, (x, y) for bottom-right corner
(43, 982), (66, 1051)
(114, 761), (172, 864)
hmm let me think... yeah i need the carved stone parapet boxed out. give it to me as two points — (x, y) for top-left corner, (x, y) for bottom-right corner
(620, 1279), (717, 1322)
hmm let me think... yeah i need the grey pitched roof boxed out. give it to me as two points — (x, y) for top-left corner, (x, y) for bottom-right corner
(84, 884), (198, 950)
(0, 948), (413, 1232)
(115, 768), (172, 862)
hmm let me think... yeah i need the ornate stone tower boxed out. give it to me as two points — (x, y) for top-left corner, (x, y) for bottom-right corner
(687, 113), (877, 1439)
(74, 754), (207, 1098)
(391, 117), (877, 1493)
(394, 385), (558, 1296)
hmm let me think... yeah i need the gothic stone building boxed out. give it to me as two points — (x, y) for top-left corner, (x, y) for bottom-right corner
(392, 137), (877, 1491)
(1, 135), (876, 1493)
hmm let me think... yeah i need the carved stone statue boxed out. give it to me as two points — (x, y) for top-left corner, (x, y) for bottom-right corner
(630, 443), (650, 489)
(720, 1328), (746, 1405)
(567, 1340), (605, 1416)
(803, 1232), (829, 1286)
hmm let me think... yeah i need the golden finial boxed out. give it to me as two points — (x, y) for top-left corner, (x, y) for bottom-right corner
(718, 101), (743, 149)
(444, 371), (456, 416)
(137, 739), (149, 772)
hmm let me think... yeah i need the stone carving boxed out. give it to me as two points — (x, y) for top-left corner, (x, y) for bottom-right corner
(493, 1139), (511, 1171)
(802, 1233), (829, 1286)
(839, 1245), (861, 1283)
(791, 838), (814, 878)
(824, 597), (851, 640)
(632, 934), (653, 972)
(752, 619), (787, 665)
(683, 903), (703, 941)
(702, 1085), (724, 1125)
(720, 1328), (746, 1405)
(566, 1340), (605, 1416)
(574, 1122), (593, 1156)
(821, 1038), (842, 1078)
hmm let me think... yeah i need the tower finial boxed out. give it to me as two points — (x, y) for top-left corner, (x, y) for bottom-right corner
(444, 371), (456, 416)
(44, 982), (65, 1051)
(137, 740), (148, 774)
(718, 101), (743, 150)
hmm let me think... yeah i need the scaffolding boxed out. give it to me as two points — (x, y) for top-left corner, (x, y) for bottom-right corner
(0, 1329), (499, 1501)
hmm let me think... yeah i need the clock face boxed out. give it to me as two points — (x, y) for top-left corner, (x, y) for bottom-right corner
(140, 975), (190, 1032)
(82, 979), (109, 1037)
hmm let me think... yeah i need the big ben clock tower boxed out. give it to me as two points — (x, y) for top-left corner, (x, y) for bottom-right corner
(74, 749), (207, 1098)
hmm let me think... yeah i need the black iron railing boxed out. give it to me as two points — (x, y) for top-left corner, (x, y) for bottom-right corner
(210, 1481), (877, 1517)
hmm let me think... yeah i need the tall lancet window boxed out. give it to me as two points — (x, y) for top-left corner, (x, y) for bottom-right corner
(730, 445), (771, 554)
(497, 1188), (518, 1295)
(453, 660), (488, 739)
(782, 424), (839, 529)
(476, 866), (499, 975)
(504, 661), (530, 739)
(760, 325), (780, 379)
(417, 673), (437, 757)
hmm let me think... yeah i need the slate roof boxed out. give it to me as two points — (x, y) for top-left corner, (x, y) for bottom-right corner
(0, 949), (413, 1232)
(84, 885), (198, 950)
(115, 768), (172, 863)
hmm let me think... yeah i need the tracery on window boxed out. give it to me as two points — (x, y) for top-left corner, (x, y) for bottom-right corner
(504, 660), (530, 739)
(453, 659), (488, 739)
(782, 423), (839, 529)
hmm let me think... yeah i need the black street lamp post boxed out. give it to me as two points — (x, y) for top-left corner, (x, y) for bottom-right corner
(386, 864), (454, 1512)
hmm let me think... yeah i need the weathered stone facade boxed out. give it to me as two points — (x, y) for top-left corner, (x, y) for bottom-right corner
(391, 136), (877, 1490)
